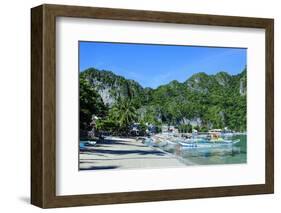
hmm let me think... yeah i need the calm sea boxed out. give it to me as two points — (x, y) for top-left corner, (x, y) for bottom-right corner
(163, 135), (247, 165)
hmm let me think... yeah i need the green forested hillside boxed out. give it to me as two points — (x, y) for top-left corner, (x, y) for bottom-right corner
(80, 67), (247, 134)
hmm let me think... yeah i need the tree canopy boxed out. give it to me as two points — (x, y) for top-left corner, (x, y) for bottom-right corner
(79, 67), (247, 136)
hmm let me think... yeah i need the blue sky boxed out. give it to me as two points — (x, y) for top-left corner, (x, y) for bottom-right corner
(79, 41), (246, 89)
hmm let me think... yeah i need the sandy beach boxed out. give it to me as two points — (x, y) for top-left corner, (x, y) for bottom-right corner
(79, 137), (186, 170)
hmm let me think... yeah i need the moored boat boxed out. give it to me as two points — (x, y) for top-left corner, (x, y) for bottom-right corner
(178, 139), (240, 149)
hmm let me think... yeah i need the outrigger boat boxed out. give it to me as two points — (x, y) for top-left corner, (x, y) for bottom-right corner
(144, 134), (240, 149)
(182, 138), (204, 143)
(178, 139), (240, 149)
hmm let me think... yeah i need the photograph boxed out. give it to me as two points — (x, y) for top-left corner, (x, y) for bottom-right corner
(79, 41), (247, 171)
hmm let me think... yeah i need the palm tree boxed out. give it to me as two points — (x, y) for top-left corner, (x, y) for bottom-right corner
(109, 99), (137, 135)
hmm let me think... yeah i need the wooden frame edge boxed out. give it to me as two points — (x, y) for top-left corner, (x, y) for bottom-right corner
(265, 19), (274, 194)
(31, 5), (44, 208)
(31, 4), (274, 208)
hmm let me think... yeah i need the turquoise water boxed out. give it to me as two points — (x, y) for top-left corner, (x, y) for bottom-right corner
(161, 135), (247, 165)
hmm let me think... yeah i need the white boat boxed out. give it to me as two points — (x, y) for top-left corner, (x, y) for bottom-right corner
(182, 138), (204, 143)
(84, 141), (97, 146)
(179, 139), (240, 149)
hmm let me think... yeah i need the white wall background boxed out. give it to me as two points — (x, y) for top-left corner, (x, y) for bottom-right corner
(0, 0), (279, 212)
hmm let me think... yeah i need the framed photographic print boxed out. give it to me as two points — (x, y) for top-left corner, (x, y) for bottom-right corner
(31, 4), (274, 208)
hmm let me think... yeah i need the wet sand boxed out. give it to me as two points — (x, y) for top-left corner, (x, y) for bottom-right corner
(79, 137), (186, 170)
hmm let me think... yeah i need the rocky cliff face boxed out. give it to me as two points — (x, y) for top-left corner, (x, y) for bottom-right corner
(81, 68), (144, 107)
(239, 73), (247, 96)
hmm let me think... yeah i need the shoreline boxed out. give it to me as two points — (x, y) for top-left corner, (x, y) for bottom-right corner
(79, 133), (246, 170)
(79, 136), (187, 170)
